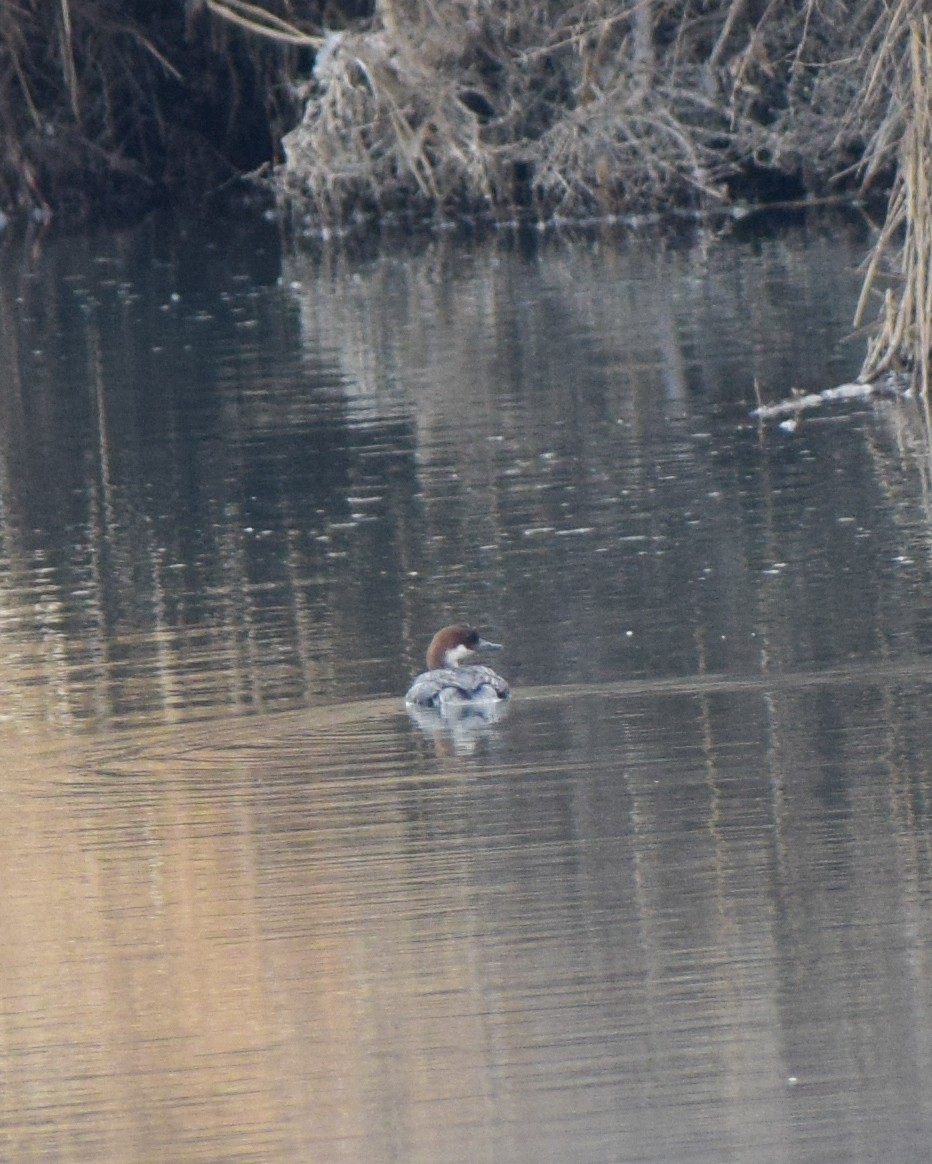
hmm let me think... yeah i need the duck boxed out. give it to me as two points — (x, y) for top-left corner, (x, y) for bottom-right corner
(405, 624), (510, 708)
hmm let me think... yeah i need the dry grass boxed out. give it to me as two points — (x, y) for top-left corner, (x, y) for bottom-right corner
(273, 0), (932, 393)
(278, 16), (496, 219)
(3, 0), (932, 396)
(269, 1), (907, 223)
(0, 0), (317, 222)
(0, 0), (922, 228)
(855, 13), (932, 394)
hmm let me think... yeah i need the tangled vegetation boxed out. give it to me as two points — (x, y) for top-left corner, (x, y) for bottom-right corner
(271, 0), (926, 223)
(0, 1), (931, 388)
(0, 0), (917, 223)
(855, 14), (932, 392)
(0, 0), (316, 222)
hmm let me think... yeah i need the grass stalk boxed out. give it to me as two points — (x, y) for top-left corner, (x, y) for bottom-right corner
(858, 16), (932, 393)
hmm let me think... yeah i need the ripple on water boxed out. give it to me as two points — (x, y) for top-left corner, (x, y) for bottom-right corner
(18, 671), (923, 1161)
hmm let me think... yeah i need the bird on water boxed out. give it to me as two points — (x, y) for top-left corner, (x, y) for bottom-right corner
(404, 624), (510, 709)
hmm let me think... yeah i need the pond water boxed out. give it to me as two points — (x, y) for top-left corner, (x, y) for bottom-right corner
(1, 212), (931, 1162)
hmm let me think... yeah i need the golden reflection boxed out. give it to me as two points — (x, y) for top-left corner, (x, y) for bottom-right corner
(2, 219), (932, 1161)
(0, 678), (930, 1160)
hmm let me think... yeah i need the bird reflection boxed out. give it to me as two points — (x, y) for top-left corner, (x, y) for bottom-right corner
(406, 697), (510, 755)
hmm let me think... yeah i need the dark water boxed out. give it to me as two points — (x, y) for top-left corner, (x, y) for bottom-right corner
(1, 214), (931, 1162)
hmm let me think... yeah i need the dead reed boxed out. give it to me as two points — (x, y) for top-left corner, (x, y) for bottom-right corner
(0, 1), (920, 228)
(3, 1), (932, 394)
(272, 0), (893, 221)
(855, 14), (932, 395)
(0, 0), (310, 222)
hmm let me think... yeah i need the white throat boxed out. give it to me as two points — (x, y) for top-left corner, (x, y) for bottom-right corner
(443, 644), (472, 667)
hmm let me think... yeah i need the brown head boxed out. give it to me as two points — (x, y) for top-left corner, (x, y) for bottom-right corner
(425, 624), (503, 670)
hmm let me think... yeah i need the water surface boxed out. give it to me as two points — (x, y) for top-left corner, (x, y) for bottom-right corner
(1, 214), (931, 1162)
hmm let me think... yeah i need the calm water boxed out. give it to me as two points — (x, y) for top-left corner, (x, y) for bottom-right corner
(1, 213), (931, 1162)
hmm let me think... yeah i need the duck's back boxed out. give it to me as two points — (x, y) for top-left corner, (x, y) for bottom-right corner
(405, 665), (510, 708)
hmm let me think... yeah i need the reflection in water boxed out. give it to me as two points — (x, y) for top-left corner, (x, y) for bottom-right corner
(406, 695), (511, 756)
(5, 678), (932, 1162)
(1, 216), (932, 1160)
(3, 212), (921, 729)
